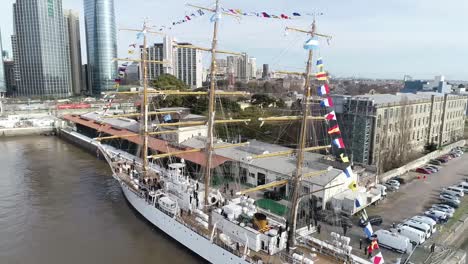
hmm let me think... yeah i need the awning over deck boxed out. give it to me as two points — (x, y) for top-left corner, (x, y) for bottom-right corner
(62, 114), (231, 169)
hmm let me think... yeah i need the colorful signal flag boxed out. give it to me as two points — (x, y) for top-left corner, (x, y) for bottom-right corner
(340, 153), (349, 162)
(344, 166), (354, 178)
(316, 71), (328, 81)
(318, 83), (330, 96)
(320, 97), (333, 107)
(327, 125), (341, 135)
(325, 111), (336, 121)
(333, 138), (345, 148)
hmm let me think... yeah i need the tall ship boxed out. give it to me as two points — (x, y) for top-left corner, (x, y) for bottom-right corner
(83, 2), (381, 263)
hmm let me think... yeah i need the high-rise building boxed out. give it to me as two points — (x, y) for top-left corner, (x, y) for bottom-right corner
(4, 60), (16, 96)
(226, 54), (255, 82)
(64, 9), (83, 96)
(0, 29), (6, 96)
(262, 64), (270, 79)
(249, 57), (257, 80)
(145, 38), (202, 89)
(84, 0), (117, 95)
(175, 43), (203, 89)
(12, 0), (72, 98)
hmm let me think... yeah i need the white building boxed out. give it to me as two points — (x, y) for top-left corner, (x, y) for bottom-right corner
(181, 137), (356, 210)
(145, 37), (203, 89)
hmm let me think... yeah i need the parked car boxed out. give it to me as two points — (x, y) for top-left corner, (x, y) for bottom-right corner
(416, 168), (432, 174)
(392, 177), (406, 184)
(425, 165), (440, 172)
(401, 220), (432, 239)
(444, 186), (465, 197)
(411, 216), (437, 233)
(387, 180), (401, 188)
(359, 215), (383, 227)
(373, 230), (412, 253)
(423, 166), (438, 173)
(439, 198), (460, 209)
(428, 159), (442, 166)
(431, 205), (454, 218)
(424, 210), (448, 223)
(431, 204), (456, 214)
(448, 152), (461, 158)
(441, 188), (464, 198)
(384, 184), (398, 192)
(435, 157), (449, 163)
(396, 225), (426, 245)
(457, 182), (468, 193)
(441, 155), (453, 160)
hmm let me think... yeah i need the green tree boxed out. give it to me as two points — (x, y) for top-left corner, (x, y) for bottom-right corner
(151, 74), (188, 90)
(150, 74), (189, 108)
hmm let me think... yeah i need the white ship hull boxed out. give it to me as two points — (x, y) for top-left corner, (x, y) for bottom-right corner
(120, 181), (250, 264)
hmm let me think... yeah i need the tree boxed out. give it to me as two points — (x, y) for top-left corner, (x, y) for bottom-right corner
(150, 74), (189, 108)
(251, 94), (276, 108)
(151, 74), (188, 90)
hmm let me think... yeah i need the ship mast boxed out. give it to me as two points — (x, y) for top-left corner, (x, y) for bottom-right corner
(287, 19), (317, 248)
(141, 21), (150, 175)
(204, 0), (220, 208)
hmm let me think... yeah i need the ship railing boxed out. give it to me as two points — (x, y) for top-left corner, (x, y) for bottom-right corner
(125, 180), (254, 262)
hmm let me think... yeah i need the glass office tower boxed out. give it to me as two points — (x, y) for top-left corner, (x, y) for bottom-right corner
(0, 29), (6, 96)
(84, 0), (117, 95)
(12, 0), (72, 98)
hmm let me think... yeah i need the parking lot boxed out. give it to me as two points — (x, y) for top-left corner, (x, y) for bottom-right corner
(367, 152), (468, 229)
(313, 149), (468, 262)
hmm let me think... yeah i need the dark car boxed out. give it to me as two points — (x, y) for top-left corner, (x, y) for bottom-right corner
(359, 215), (383, 227)
(435, 158), (449, 163)
(429, 159), (442, 166)
(392, 177), (406, 184)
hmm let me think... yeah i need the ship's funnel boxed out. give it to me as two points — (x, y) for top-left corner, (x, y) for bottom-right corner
(253, 213), (268, 231)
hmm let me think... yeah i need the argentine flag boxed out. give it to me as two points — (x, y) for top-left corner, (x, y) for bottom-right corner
(363, 222), (374, 238)
(303, 38), (319, 50)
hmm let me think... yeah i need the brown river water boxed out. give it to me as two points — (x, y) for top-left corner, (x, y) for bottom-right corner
(0, 136), (204, 264)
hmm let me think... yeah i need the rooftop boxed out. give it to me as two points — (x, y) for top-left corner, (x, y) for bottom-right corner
(63, 114), (230, 169)
(181, 137), (344, 186)
(340, 92), (464, 106)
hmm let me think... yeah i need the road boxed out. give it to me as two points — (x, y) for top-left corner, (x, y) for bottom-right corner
(312, 151), (468, 263)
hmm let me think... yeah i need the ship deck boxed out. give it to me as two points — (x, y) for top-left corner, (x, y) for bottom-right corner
(110, 160), (343, 264)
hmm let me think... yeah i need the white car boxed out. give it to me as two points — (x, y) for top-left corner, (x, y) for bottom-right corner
(431, 204), (455, 214)
(387, 180), (400, 189)
(431, 205), (454, 218)
(424, 210), (448, 222)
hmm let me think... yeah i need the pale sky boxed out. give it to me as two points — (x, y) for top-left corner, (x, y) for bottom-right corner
(1, 0), (467, 80)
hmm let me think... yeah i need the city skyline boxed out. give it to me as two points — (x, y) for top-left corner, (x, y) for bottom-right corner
(0, 0), (467, 80)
